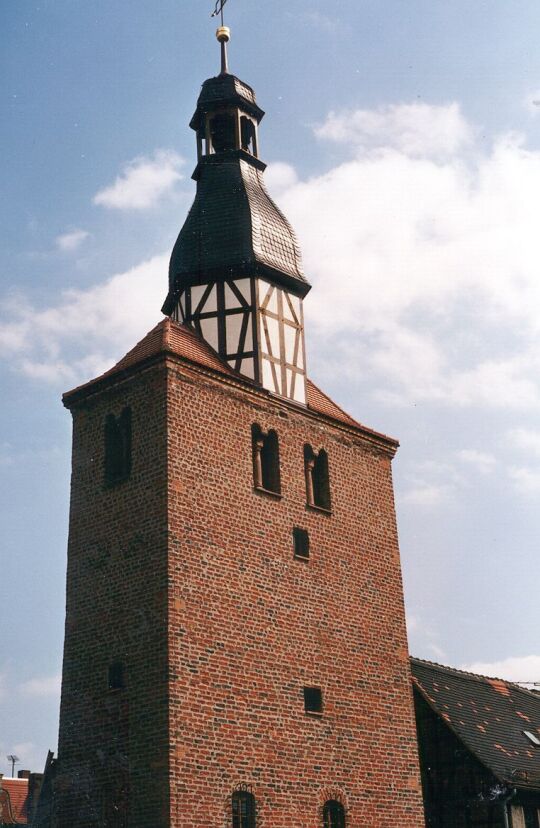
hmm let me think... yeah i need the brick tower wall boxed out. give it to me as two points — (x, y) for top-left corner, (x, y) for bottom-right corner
(56, 363), (170, 828)
(55, 349), (423, 827)
(165, 356), (424, 827)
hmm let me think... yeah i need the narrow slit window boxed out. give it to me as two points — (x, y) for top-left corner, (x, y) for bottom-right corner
(304, 686), (323, 715)
(323, 800), (345, 828)
(241, 116), (257, 156)
(293, 527), (310, 560)
(252, 424), (281, 494)
(104, 407), (132, 486)
(304, 445), (331, 511)
(232, 789), (256, 828)
(108, 661), (125, 691)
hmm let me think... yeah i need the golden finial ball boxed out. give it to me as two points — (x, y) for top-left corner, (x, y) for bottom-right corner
(216, 26), (230, 43)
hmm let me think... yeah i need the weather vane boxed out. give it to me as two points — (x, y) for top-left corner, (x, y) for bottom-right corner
(211, 0), (231, 75)
(211, 0), (228, 25)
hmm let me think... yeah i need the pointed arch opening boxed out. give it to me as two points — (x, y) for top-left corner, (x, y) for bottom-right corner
(241, 116), (258, 156)
(209, 111), (236, 153)
(323, 800), (345, 828)
(304, 444), (331, 511)
(232, 789), (256, 828)
(104, 407), (132, 487)
(252, 424), (281, 495)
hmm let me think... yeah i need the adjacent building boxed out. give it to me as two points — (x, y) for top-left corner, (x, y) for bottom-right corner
(0, 770), (43, 826)
(412, 658), (540, 828)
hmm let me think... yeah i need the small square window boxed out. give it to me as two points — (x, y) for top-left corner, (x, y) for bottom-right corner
(108, 661), (125, 691)
(293, 527), (310, 560)
(304, 686), (323, 715)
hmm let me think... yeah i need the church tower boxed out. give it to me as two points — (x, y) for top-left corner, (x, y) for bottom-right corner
(54, 22), (424, 828)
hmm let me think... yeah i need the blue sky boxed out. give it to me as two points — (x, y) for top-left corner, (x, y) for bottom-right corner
(3, 0), (540, 777)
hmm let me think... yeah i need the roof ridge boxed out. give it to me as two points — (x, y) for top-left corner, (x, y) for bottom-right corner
(63, 318), (236, 404)
(411, 655), (537, 696)
(306, 379), (358, 426)
(162, 315), (172, 350)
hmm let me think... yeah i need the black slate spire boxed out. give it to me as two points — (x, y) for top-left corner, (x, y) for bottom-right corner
(161, 29), (310, 317)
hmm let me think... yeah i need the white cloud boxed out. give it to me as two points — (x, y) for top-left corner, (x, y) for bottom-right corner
(276, 109), (540, 410)
(508, 466), (540, 496)
(456, 449), (496, 474)
(462, 654), (540, 684)
(0, 254), (167, 384)
(508, 427), (540, 457)
(398, 458), (466, 507)
(20, 673), (61, 698)
(315, 102), (473, 157)
(93, 149), (184, 210)
(265, 162), (298, 198)
(55, 229), (90, 252)
(400, 481), (454, 507)
(2, 100), (540, 422)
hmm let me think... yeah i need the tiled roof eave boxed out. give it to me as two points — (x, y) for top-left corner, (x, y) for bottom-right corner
(62, 326), (398, 454)
(411, 657), (540, 793)
(412, 676), (508, 787)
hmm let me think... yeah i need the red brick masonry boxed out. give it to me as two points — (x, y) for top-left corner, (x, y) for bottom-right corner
(56, 320), (424, 827)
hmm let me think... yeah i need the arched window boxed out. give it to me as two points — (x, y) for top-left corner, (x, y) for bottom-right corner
(232, 789), (256, 828)
(104, 407), (132, 486)
(102, 772), (129, 828)
(304, 445), (331, 511)
(209, 112), (236, 153)
(252, 424), (281, 494)
(323, 800), (345, 828)
(241, 116), (258, 156)
(108, 661), (125, 691)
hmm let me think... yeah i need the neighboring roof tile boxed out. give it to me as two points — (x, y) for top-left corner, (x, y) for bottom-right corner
(0, 778), (29, 823)
(412, 657), (540, 790)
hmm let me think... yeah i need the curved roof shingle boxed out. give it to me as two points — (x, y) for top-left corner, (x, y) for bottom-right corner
(163, 157), (308, 314)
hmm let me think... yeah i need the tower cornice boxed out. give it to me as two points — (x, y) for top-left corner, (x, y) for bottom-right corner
(62, 319), (399, 456)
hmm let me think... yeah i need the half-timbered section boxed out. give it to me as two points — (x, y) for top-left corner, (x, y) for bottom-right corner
(172, 276), (307, 400)
(256, 280), (306, 403)
(173, 278), (257, 379)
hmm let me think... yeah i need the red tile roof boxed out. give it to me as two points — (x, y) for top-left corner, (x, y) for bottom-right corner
(0, 778), (29, 823)
(306, 380), (362, 429)
(63, 318), (397, 445)
(412, 657), (540, 790)
(63, 318), (233, 404)
(111, 318), (233, 378)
